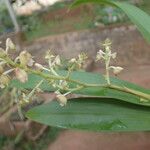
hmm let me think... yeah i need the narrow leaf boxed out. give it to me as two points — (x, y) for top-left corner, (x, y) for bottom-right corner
(11, 70), (150, 106)
(26, 98), (150, 132)
(71, 0), (150, 43)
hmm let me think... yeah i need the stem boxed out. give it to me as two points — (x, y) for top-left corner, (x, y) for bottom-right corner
(108, 84), (150, 101)
(1, 55), (150, 101)
(26, 80), (44, 100)
(105, 58), (110, 85)
(105, 46), (111, 85)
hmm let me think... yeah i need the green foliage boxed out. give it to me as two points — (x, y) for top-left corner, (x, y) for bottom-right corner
(18, 13), (42, 33)
(71, 0), (150, 43)
(0, 127), (61, 150)
(11, 70), (150, 106)
(0, 4), (14, 34)
(27, 98), (150, 132)
(24, 13), (93, 41)
(11, 69), (150, 131)
(94, 6), (128, 25)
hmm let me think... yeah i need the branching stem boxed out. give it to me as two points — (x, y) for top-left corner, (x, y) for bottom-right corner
(1, 55), (150, 101)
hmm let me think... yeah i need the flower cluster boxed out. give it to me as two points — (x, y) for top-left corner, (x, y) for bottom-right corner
(0, 38), (125, 107)
(0, 39), (88, 106)
(0, 38), (15, 88)
(69, 53), (88, 70)
(96, 39), (123, 84)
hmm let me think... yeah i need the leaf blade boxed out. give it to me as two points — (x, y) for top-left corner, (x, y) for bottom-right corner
(11, 70), (150, 106)
(26, 97), (150, 132)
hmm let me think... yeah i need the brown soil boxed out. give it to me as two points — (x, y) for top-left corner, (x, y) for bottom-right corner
(42, 5), (93, 22)
(48, 130), (150, 150)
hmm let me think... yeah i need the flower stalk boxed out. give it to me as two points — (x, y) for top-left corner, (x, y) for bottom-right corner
(0, 38), (150, 106)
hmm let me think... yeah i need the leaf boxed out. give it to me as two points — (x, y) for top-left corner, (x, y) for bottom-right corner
(11, 70), (150, 106)
(26, 97), (150, 132)
(70, 0), (150, 43)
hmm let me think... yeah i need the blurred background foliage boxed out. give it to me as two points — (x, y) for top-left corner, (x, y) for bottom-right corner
(0, 0), (150, 41)
(0, 4), (14, 34)
(0, 127), (61, 150)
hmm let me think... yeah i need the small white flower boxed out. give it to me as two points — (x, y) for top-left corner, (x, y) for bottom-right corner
(28, 58), (35, 67)
(59, 80), (68, 90)
(96, 50), (105, 61)
(111, 66), (123, 75)
(52, 83), (57, 88)
(69, 58), (76, 63)
(19, 51), (34, 67)
(15, 68), (28, 83)
(54, 55), (61, 66)
(45, 50), (55, 60)
(111, 52), (117, 59)
(34, 63), (44, 70)
(6, 38), (16, 51)
(56, 92), (67, 106)
(78, 53), (88, 61)
(102, 38), (112, 47)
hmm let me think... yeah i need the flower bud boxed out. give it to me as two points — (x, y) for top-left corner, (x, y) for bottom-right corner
(69, 58), (76, 63)
(34, 63), (44, 70)
(111, 52), (117, 59)
(55, 55), (61, 66)
(15, 68), (28, 83)
(59, 80), (68, 90)
(78, 53), (88, 61)
(19, 51), (34, 67)
(96, 50), (105, 61)
(56, 93), (67, 106)
(6, 38), (16, 51)
(111, 66), (123, 75)
(45, 50), (55, 60)
(102, 39), (112, 47)
(0, 74), (10, 88)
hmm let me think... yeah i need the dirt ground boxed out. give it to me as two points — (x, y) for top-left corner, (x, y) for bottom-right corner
(48, 130), (150, 150)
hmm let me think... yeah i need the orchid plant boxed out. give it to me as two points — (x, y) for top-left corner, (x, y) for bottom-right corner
(0, 0), (150, 132)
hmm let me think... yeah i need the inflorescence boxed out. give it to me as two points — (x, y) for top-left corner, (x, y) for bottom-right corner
(0, 38), (149, 108)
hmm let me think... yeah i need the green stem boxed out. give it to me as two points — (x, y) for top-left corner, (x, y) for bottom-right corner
(108, 84), (150, 101)
(1, 55), (150, 101)
(105, 60), (110, 85)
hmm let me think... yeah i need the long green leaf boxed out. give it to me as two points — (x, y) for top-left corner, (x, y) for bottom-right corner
(11, 70), (150, 106)
(71, 0), (150, 43)
(26, 97), (150, 132)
